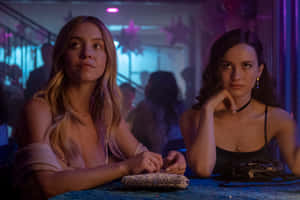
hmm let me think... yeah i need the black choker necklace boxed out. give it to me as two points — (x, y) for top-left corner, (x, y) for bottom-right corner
(236, 99), (251, 112)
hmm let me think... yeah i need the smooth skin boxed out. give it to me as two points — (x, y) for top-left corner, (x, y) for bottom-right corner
(22, 22), (185, 198)
(180, 43), (299, 177)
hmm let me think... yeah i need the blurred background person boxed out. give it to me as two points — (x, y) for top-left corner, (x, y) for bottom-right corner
(24, 43), (54, 101)
(120, 82), (136, 120)
(181, 66), (196, 109)
(129, 71), (184, 155)
(3, 64), (24, 129)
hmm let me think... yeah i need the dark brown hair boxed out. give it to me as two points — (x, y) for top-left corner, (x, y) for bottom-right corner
(145, 71), (182, 125)
(194, 29), (279, 108)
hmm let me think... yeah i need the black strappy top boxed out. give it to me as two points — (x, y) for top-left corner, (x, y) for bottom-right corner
(213, 106), (273, 174)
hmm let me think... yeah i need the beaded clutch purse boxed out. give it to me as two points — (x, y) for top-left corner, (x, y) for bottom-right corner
(121, 173), (189, 189)
(220, 160), (285, 181)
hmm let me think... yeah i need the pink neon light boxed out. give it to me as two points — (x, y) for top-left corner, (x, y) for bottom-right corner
(106, 8), (119, 13)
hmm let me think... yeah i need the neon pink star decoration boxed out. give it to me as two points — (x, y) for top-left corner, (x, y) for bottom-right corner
(162, 16), (190, 46)
(125, 20), (140, 36)
(117, 20), (143, 55)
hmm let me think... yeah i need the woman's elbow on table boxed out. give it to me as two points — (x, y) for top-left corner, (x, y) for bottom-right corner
(34, 172), (68, 199)
(291, 166), (300, 177)
(193, 166), (213, 178)
(187, 152), (215, 177)
(190, 160), (214, 178)
(38, 181), (61, 198)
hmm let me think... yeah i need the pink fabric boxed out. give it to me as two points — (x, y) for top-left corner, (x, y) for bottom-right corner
(14, 98), (148, 186)
(14, 136), (147, 181)
(15, 143), (63, 171)
(107, 132), (148, 162)
(14, 143), (63, 187)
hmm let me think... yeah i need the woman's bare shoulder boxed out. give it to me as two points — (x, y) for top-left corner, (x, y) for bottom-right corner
(26, 96), (49, 108)
(24, 97), (52, 117)
(23, 97), (53, 143)
(268, 106), (295, 133)
(268, 106), (292, 122)
(252, 100), (291, 121)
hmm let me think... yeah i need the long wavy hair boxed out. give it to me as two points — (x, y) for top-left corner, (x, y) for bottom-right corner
(194, 29), (279, 109)
(39, 16), (121, 160)
(145, 71), (183, 130)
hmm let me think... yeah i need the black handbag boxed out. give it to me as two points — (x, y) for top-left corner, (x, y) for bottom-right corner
(217, 160), (285, 181)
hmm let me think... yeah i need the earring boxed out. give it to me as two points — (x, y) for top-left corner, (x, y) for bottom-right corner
(256, 77), (260, 88)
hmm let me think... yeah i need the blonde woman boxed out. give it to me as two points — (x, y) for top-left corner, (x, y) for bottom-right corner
(14, 16), (186, 199)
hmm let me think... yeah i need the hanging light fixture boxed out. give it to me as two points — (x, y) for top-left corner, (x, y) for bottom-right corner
(106, 8), (119, 13)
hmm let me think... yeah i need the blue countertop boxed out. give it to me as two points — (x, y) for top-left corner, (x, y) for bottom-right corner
(50, 178), (300, 200)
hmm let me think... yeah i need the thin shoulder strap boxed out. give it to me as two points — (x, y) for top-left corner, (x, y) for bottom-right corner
(264, 105), (268, 146)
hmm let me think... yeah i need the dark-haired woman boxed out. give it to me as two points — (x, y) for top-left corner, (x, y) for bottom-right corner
(180, 29), (299, 177)
(129, 71), (185, 157)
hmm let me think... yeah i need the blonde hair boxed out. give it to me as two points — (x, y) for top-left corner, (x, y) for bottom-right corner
(40, 16), (121, 160)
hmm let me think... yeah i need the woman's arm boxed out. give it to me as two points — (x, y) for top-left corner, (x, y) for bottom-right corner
(115, 116), (186, 174)
(180, 90), (237, 177)
(36, 151), (164, 197)
(22, 99), (161, 198)
(273, 108), (300, 176)
(180, 108), (216, 177)
(35, 162), (128, 197)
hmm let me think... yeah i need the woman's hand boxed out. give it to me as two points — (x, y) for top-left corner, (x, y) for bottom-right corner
(123, 151), (163, 174)
(163, 151), (186, 175)
(203, 89), (237, 113)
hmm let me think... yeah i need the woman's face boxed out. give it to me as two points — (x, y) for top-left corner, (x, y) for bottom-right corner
(219, 43), (264, 98)
(64, 22), (107, 84)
